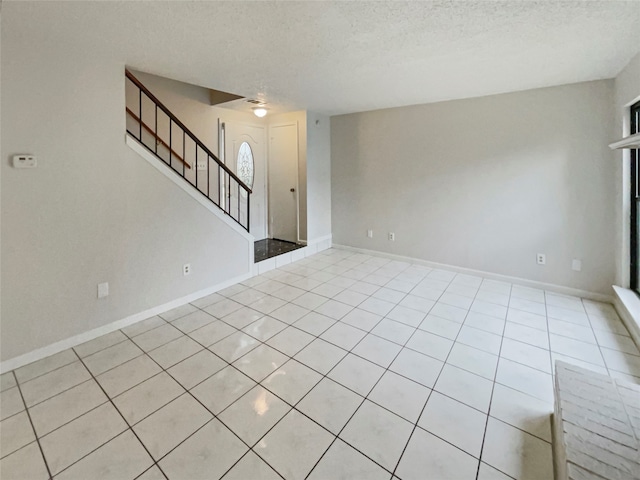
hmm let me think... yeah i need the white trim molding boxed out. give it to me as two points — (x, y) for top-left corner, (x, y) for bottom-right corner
(332, 243), (614, 304)
(612, 286), (640, 350)
(609, 132), (640, 150)
(0, 272), (252, 373)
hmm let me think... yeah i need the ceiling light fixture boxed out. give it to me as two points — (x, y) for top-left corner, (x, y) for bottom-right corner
(253, 107), (267, 118)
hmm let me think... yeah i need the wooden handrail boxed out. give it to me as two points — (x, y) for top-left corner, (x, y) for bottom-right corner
(125, 69), (252, 194)
(126, 108), (190, 169)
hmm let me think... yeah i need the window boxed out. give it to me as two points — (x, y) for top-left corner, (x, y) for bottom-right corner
(237, 141), (254, 190)
(630, 101), (640, 293)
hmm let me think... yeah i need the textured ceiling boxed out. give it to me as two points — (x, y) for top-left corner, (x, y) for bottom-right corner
(4, 1), (640, 115)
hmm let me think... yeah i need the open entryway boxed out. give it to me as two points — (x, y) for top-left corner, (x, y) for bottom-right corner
(268, 122), (299, 244)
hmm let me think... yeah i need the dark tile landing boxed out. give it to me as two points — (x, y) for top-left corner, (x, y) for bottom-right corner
(255, 238), (305, 263)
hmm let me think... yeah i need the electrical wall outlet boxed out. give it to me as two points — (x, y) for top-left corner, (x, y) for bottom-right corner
(183, 263), (191, 276)
(389, 232), (395, 241)
(97, 282), (109, 299)
(572, 259), (582, 271)
(536, 253), (546, 265)
(12, 154), (37, 169)
(367, 229), (373, 238)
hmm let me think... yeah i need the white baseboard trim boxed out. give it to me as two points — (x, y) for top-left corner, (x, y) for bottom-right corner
(331, 243), (614, 304)
(0, 272), (252, 374)
(612, 286), (640, 350)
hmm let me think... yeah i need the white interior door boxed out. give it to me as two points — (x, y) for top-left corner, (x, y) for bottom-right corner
(269, 123), (299, 243)
(224, 121), (267, 239)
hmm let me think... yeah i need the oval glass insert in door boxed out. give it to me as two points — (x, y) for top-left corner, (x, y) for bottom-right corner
(237, 141), (254, 195)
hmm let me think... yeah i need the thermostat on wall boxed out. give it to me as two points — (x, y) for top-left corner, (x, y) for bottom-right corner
(12, 154), (37, 168)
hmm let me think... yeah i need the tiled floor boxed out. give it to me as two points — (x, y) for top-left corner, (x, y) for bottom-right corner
(1, 248), (639, 480)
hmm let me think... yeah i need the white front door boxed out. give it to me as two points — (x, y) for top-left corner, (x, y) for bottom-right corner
(224, 121), (267, 239)
(269, 123), (299, 243)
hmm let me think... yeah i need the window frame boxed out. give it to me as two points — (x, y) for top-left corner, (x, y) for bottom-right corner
(630, 101), (640, 293)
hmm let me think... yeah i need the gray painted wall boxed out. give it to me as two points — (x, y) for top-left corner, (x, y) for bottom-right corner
(331, 80), (616, 295)
(1, 12), (252, 361)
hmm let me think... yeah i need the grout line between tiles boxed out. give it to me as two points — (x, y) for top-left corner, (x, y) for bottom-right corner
(9, 370), (54, 479)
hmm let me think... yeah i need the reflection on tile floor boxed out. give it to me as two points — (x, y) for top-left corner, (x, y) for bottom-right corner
(255, 238), (305, 263)
(1, 248), (639, 479)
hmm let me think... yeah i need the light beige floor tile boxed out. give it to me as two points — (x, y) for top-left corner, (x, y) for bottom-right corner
(55, 430), (152, 480)
(434, 364), (493, 413)
(0, 387), (24, 420)
(0, 411), (36, 458)
(0, 442), (49, 480)
(130, 324), (183, 352)
(340, 400), (413, 471)
(296, 378), (363, 434)
(190, 292), (225, 309)
(0, 372), (17, 392)
(96, 354), (162, 398)
(308, 439), (390, 480)
(447, 342), (499, 380)
(209, 331), (260, 363)
(159, 418), (247, 479)
(396, 428), (478, 480)
(406, 330), (453, 361)
(15, 349), (77, 383)
(74, 330), (128, 358)
(158, 303), (197, 322)
(418, 391), (487, 457)
(233, 344), (288, 382)
(148, 335), (202, 369)
(40, 402), (127, 475)
(133, 393), (212, 460)
(320, 322), (366, 350)
(83, 340), (143, 376)
(136, 465), (167, 480)
(482, 418), (553, 480)
(242, 316), (288, 341)
(489, 384), (552, 442)
(121, 316), (165, 338)
(327, 354), (384, 397)
(168, 349), (227, 390)
(294, 339), (347, 375)
(255, 410), (334, 480)
(369, 371), (430, 423)
(371, 319), (415, 345)
(188, 319), (236, 346)
(477, 462), (514, 480)
(171, 310), (217, 333)
(222, 451), (281, 480)
(266, 327), (315, 357)
(21, 361), (91, 407)
(29, 379), (107, 437)
(218, 385), (290, 445)
(262, 360), (322, 405)
(390, 349), (444, 388)
(191, 366), (256, 414)
(113, 372), (184, 425)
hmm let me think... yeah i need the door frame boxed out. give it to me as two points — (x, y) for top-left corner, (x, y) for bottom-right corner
(267, 120), (300, 243)
(219, 118), (268, 239)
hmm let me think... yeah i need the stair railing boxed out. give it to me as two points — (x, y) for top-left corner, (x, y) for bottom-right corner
(125, 69), (251, 232)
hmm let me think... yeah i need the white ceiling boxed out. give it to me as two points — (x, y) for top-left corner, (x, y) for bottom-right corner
(5, 1), (640, 115)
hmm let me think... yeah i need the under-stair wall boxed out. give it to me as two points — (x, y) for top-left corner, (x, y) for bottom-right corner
(1, 33), (253, 366)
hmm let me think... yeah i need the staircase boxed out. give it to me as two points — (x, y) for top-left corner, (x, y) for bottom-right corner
(125, 70), (252, 232)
